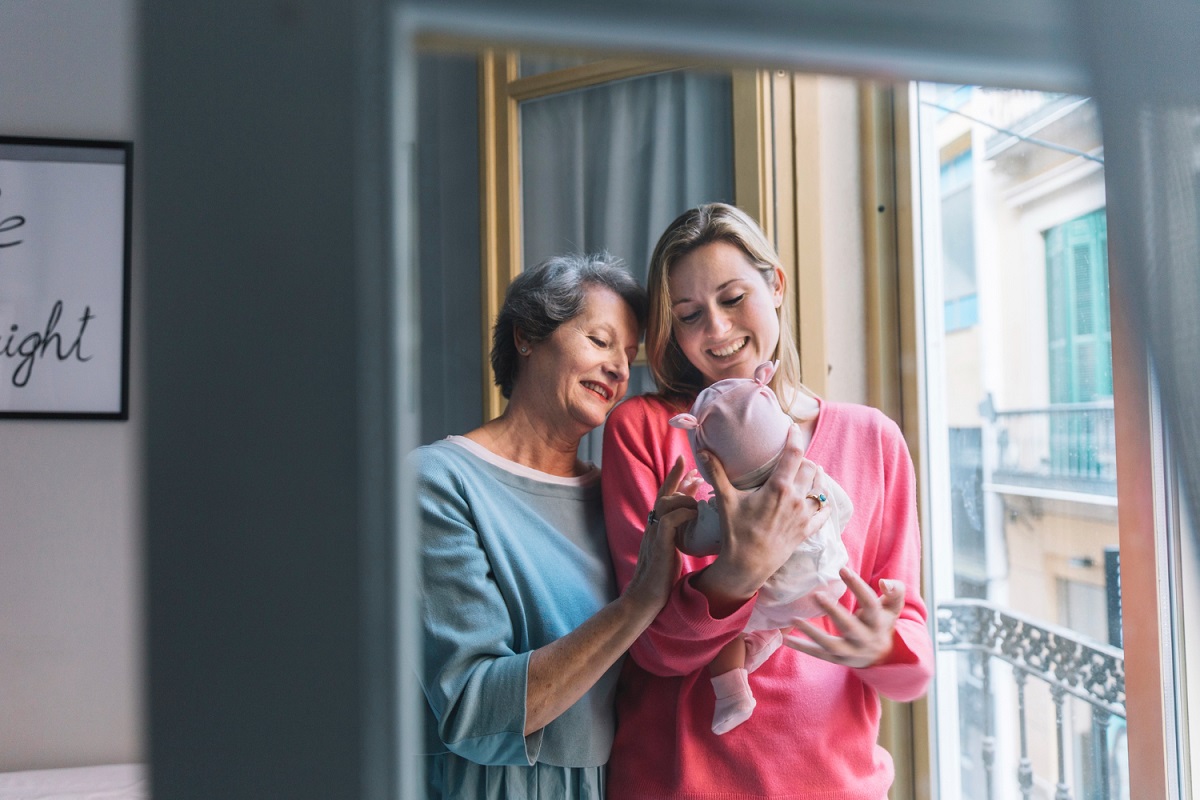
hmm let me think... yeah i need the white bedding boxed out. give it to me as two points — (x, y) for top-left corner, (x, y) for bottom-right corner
(0, 764), (146, 800)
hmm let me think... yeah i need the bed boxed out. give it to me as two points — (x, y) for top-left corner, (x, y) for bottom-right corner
(0, 764), (147, 800)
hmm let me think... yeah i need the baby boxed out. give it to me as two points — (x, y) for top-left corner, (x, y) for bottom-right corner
(670, 360), (852, 735)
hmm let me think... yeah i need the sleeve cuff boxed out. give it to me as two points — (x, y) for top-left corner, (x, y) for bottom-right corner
(439, 651), (544, 766)
(678, 570), (756, 632)
(853, 621), (934, 702)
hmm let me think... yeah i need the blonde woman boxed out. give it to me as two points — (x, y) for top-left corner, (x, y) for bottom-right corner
(602, 204), (933, 799)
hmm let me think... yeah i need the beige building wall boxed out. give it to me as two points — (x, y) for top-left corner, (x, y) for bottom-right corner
(1003, 499), (1119, 795)
(1006, 501), (1119, 622)
(944, 328), (983, 427)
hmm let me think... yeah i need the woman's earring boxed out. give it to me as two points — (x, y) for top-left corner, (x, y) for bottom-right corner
(520, 346), (529, 354)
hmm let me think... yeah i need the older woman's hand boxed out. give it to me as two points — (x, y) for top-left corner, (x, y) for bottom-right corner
(694, 424), (833, 615)
(623, 457), (697, 611)
(783, 567), (906, 667)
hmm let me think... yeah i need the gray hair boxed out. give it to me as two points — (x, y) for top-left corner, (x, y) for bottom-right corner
(491, 253), (648, 399)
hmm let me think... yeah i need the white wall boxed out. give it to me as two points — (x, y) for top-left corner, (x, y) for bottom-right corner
(818, 76), (868, 406)
(0, 0), (142, 771)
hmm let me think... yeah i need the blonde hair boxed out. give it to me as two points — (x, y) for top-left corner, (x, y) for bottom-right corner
(645, 202), (813, 415)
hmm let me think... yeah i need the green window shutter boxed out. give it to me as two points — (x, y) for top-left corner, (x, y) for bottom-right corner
(1046, 222), (1071, 403)
(1093, 211), (1112, 397)
(1044, 208), (1113, 404)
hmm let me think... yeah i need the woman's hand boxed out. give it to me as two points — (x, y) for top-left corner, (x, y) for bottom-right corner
(783, 566), (905, 668)
(695, 425), (833, 613)
(524, 457), (696, 734)
(623, 457), (697, 611)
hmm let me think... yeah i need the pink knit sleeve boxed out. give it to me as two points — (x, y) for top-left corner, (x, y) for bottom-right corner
(852, 414), (935, 702)
(601, 397), (753, 677)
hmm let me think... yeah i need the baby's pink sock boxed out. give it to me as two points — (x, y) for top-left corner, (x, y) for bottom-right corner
(710, 668), (756, 735)
(743, 629), (783, 673)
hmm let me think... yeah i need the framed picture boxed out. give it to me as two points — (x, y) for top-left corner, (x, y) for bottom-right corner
(0, 136), (132, 419)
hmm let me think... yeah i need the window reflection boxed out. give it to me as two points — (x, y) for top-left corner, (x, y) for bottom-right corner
(920, 83), (1128, 800)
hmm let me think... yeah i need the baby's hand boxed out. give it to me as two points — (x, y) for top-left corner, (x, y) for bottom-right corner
(658, 457), (704, 501)
(677, 468), (705, 499)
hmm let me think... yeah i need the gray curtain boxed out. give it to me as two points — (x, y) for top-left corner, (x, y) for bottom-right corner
(1077, 0), (1200, 529)
(519, 69), (735, 463)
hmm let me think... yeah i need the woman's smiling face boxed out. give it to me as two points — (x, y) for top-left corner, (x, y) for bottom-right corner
(518, 284), (640, 437)
(667, 240), (785, 387)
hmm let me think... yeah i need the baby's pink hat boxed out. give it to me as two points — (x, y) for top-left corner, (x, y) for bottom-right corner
(670, 361), (792, 490)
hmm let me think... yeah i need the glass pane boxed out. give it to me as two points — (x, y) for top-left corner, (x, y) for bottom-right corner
(518, 69), (734, 462)
(917, 83), (1129, 800)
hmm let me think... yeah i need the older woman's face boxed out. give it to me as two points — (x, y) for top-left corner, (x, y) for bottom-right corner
(667, 240), (785, 387)
(520, 285), (640, 436)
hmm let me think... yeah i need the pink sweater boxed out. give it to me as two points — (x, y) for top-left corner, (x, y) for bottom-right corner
(601, 394), (933, 799)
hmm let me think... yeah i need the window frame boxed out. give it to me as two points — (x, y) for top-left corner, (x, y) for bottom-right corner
(864, 80), (1186, 799)
(861, 81), (928, 800)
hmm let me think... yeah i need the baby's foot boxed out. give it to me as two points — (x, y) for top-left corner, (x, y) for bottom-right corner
(743, 629), (783, 673)
(710, 668), (756, 735)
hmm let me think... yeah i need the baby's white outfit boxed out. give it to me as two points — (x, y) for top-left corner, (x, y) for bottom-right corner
(670, 361), (852, 734)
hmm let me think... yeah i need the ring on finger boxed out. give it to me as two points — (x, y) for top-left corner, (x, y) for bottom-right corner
(805, 491), (828, 511)
(647, 508), (659, 526)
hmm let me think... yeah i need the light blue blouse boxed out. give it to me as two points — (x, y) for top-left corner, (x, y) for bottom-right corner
(413, 437), (620, 799)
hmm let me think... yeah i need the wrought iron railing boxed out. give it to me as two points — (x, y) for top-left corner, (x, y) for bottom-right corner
(938, 599), (1126, 800)
(989, 401), (1116, 497)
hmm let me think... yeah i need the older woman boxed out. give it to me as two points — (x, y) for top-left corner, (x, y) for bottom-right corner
(413, 253), (699, 799)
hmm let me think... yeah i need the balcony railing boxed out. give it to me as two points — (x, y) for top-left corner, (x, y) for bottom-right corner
(987, 400), (1116, 498)
(938, 599), (1126, 800)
